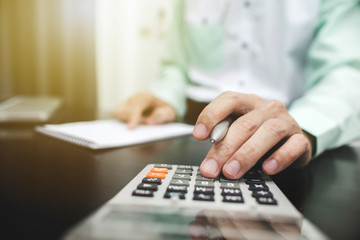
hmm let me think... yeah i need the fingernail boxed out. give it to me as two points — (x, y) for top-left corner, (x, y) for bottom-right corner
(224, 160), (241, 178)
(263, 159), (278, 174)
(193, 123), (208, 138)
(202, 159), (219, 175)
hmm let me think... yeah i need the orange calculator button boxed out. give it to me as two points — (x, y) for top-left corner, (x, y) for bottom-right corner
(146, 172), (166, 179)
(150, 167), (168, 174)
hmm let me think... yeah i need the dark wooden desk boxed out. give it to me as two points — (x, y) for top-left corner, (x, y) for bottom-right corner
(1, 127), (360, 240)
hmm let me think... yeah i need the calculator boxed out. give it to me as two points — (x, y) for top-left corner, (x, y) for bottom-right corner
(65, 164), (304, 240)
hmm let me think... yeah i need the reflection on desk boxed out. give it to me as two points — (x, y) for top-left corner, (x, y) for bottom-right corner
(65, 206), (305, 240)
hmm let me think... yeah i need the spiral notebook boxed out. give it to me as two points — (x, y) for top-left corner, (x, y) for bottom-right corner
(35, 119), (194, 149)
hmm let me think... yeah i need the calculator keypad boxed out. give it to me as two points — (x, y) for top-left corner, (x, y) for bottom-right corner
(132, 164), (278, 206)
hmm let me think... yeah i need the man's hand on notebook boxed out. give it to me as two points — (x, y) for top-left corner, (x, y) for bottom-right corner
(113, 92), (177, 129)
(193, 91), (313, 179)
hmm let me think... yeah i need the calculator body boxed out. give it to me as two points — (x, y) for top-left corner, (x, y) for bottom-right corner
(65, 164), (304, 240)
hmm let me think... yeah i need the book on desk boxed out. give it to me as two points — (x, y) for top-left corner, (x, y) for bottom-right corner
(0, 95), (62, 124)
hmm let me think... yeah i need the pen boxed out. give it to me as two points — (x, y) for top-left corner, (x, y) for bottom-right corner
(210, 119), (232, 144)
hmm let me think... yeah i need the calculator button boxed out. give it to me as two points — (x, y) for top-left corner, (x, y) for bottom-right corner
(146, 172), (166, 179)
(150, 167), (168, 174)
(173, 174), (191, 181)
(170, 179), (190, 186)
(248, 183), (269, 191)
(193, 193), (214, 201)
(245, 178), (265, 184)
(164, 191), (186, 200)
(194, 186), (215, 195)
(221, 188), (242, 196)
(219, 177), (239, 183)
(132, 189), (154, 197)
(196, 175), (215, 182)
(175, 169), (193, 175)
(223, 195), (244, 203)
(137, 183), (158, 191)
(177, 165), (193, 170)
(154, 164), (173, 169)
(243, 171), (261, 179)
(142, 177), (162, 185)
(220, 182), (240, 189)
(251, 190), (273, 198)
(256, 197), (277, 205)
(195, 181), (215, 188)
(167, 185), (188, 193)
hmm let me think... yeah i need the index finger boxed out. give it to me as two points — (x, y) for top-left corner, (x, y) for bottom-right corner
(193, 92), (261, 140)
(128, 106), (144, 129)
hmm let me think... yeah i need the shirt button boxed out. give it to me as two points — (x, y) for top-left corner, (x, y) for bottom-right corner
(241, 42), (249, 49)
(238, 80), (245, 87)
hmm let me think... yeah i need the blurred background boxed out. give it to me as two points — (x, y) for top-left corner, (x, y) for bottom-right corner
(0, 0), (172, 121)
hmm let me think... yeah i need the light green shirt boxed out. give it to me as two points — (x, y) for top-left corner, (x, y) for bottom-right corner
(151, 0), (360, 157)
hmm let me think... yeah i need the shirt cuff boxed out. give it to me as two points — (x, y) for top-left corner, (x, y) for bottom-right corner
(289, 107), (340, 157)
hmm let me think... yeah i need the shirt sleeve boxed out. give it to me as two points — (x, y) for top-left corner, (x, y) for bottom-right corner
(289, 0), (360, 157)
(150, 0), (189, 119)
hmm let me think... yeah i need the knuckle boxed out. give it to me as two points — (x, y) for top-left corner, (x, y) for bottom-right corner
(221, 91), (237, 98)
(274, 143), (296, 163)
(295, 133), (310, 149)
(240, 142), (259, 159)
(263, 118), (287, 137)
(221, 91), (242, 104)
(266, 99), (286, 112)
(246, 94), (264, 110)
(200, 108), (219, 126)
(277, 134), (308, 161)
(215, 142), (236, 158)
(248, 93), (263, 103)
(235, 117), (258, 133)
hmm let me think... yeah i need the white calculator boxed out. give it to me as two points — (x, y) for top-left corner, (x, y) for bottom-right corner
(65, 164), (304, 240)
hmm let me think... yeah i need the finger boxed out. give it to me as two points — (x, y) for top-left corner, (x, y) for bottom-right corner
(222, 118), (291, 179)
(193, 92), (261, 140)
(262, 133), (311, 175)
(128, 106), (145, 129)
(145, 105), (176, 125)
(200, 108), (267, 178)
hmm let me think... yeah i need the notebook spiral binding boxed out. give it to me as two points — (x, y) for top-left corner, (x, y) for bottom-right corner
(35, 126), (93, 148)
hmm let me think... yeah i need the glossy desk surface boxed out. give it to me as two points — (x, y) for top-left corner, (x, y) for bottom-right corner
(1, 127), (360, 240)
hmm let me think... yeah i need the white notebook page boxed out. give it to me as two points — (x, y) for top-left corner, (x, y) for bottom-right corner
(37, 119), (194, 149)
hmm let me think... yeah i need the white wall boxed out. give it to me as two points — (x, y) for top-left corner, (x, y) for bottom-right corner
(95, 0), (172, 119)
